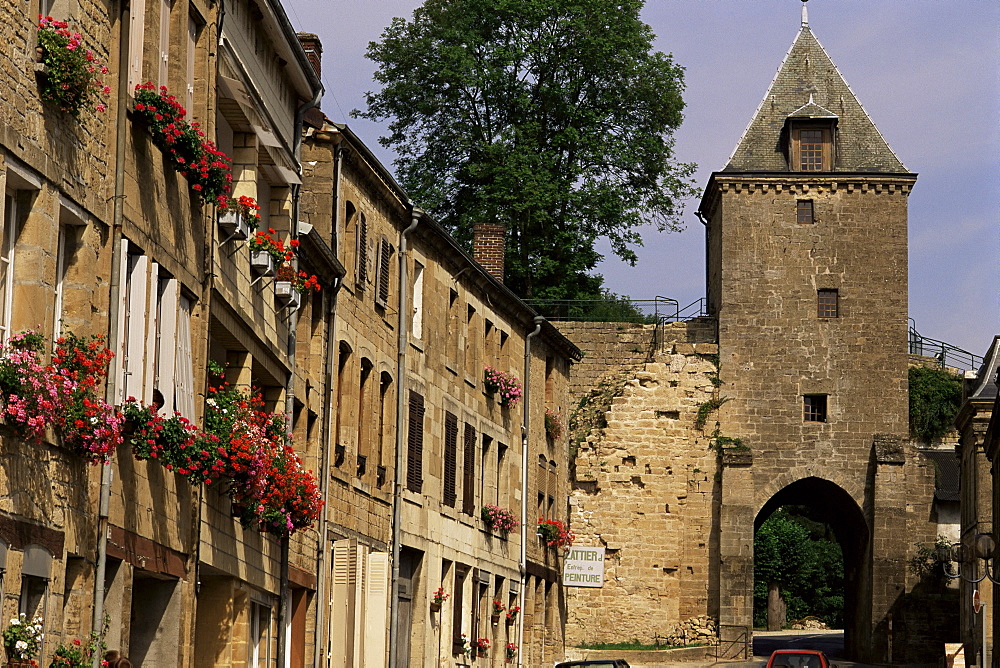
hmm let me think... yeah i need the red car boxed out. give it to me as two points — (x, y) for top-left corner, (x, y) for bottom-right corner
(765, 649), (833, 668)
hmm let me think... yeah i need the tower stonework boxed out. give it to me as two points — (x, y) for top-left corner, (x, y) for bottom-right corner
(563, 15), (949, 665)
(702, 20), (940, 662)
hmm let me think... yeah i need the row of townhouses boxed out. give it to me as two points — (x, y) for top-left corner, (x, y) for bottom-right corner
(0, 0), (577, 665)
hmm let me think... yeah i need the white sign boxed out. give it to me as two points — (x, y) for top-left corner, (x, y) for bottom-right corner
(563, 547), (605, 587)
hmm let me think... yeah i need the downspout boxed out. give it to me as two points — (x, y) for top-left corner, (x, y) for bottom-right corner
(388, 206), (420, 668)
(518, 316), (544, 668)
(92, 2), (131, 665)
(278, 77), (322, 668)
(312, 141), (342, 668)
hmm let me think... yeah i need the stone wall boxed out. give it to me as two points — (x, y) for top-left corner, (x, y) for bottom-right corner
(565, 343), (720, 645)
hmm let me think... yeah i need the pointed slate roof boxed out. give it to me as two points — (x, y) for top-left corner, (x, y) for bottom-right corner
(723, 26), (907, 173)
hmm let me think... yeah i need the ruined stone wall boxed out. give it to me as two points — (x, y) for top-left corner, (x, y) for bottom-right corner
(565, 341), (720, 645)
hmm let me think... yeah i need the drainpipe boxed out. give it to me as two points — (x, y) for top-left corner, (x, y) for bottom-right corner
(518, 316), (544, 668)
(388, 205), (420, 668)
(91, 2), (132, 665)
(312, 134), (342, 668)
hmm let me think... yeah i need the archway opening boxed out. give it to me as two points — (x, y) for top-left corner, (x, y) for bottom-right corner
(754, 477), (868, 656)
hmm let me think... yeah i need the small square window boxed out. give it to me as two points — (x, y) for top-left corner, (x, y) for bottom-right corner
(797, 200), (814, 224)
(817, 289), (838, 318)
(804, 395), (827, 423)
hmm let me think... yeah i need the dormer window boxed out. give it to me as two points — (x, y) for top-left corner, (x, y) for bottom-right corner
(791, 125), (832, 171)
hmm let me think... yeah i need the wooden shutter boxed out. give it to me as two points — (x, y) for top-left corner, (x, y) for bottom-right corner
(406, 392), (424, 493)
(331, 540), (351, 668)
(462, 423), (476, 515)
(362, 552), (389, 665)
(175, 295), (196, 418)
(443, 412), (458, 508)
(376, 237), (392, 306)
(128, 0), (146, 91)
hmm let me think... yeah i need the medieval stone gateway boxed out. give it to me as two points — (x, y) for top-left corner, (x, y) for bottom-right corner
(562, 15), (945, 663)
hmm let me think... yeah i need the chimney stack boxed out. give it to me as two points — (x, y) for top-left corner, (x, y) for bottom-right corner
(297, 33), (323, 79)
(472, 222), (505, 283)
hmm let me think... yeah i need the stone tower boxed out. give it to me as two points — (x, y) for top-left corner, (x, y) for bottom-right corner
(563, 8), (946, 664)
(700, 6), (937, 662)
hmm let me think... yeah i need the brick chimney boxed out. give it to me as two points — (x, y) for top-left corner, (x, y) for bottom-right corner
(472, 222), (505, 283)
(297, 33), (323, 79)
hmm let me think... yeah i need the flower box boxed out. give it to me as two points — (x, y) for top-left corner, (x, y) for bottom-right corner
(250, 250), (275, 277)
(275, 281), (301, 310)
(219, 211), (249, 241)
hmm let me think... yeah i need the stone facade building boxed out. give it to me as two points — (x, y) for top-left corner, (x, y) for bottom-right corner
(299, 108), (581, 666)
(955, 336), (1000, 666)
(0, 0), (335, 665)
(564, 11), (946, 664)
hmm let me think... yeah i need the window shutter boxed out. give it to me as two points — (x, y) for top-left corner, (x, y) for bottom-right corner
(406, 392), (424, 493)
(363, 552), (389, 663)
(174, 295), (196, 418)
(128, 0), (146, 91)
(331, 540), (351, 668)
(443, 412), (458, 508)
(376, 237), (392, 306)
(462, 423), (476, 515)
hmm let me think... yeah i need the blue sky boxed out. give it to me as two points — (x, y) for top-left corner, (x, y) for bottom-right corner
(283, 0), (999, 356)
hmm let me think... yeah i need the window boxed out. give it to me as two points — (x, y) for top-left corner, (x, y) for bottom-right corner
(19, 545), (52, 619)
(358, 359), (373, 477)
(335, 342), (351, 455)
(185, 15), (199, 112)
(249, 601), (271, 667)
(375, 236), (393, 307)
(817, 289), (839, 318)
(796, 200), (814, 225)
(452, 565), (468, 655)
(446, 290), (459, 370)
(496, 443), (508, 508)
(443, 411), (458, 507)
(803, 394), (828, 423)
(464, 305), (477, 379)
(0, 191), (27, 342)
(355, 213), (368, 290)
(377, 371), (392, 483)
(411, 262), (424, 339)
(406, 391), (424, 492)
(462, 423), (476, 515)
(791, 126), (832, 171)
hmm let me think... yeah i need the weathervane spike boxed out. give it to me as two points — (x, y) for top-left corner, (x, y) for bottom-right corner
(801, 0), (809, 28)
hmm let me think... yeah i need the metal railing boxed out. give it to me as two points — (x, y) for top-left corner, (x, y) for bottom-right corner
(525, 295), (708, 324)
(715, 624), (752, 660)
(909, 323), (983, 373)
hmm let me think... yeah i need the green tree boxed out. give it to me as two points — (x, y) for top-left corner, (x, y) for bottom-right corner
(754, 508), (844, 629)
(909, 366), (963, 442)
(357, 0), (697, 300)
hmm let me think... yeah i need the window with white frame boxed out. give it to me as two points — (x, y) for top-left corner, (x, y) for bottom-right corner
(0, 193), (21, 343)
(248, 600), (271, 668)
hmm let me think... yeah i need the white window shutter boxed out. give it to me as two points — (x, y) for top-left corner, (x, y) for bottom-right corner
(142, 262), (159, 403)
(174, 295), (195, 418)
(330, 540), (351, 668)
(128, 0), (146, 92)
(362, 552), (389, 667)
(156, 278), (178, 413)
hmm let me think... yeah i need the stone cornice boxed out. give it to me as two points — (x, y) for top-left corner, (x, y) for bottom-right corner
(698, 172), (918, 219)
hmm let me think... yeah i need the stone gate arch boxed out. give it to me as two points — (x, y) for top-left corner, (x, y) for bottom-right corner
(754, 477), (869, 657)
